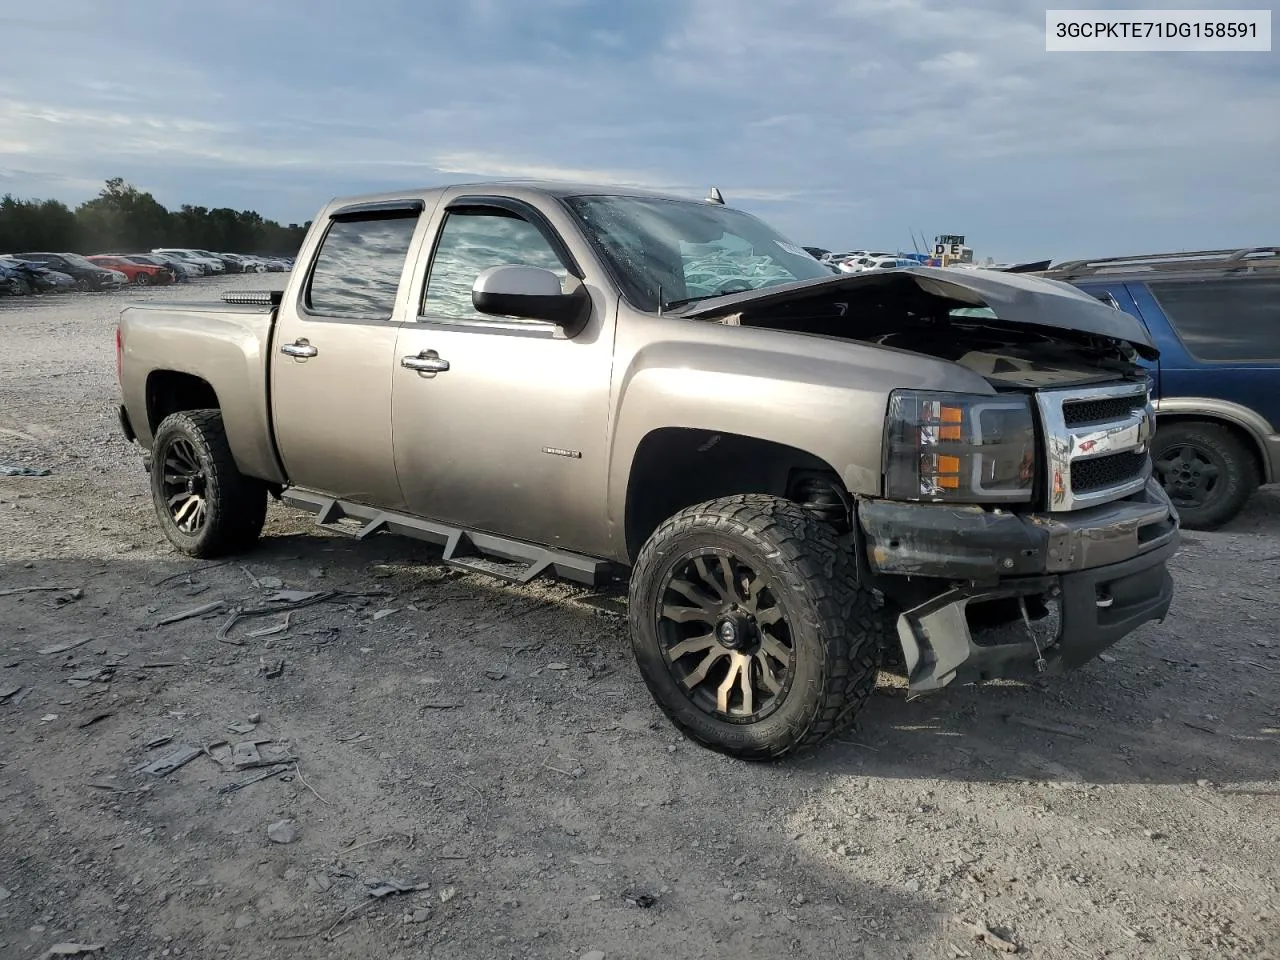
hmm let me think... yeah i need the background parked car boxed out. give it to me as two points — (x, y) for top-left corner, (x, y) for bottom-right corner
(0, 255), (75, 294)
(11, 252), (128, 290)
(0, 258), (31, 296)
(152, 249), (223, 274)
(840, 254), (918, 273)
(1041, 246), (1280, 529)
(125, 254), (194, 282)
(87, 254), (172, 285)
(188, 249), (230, 273)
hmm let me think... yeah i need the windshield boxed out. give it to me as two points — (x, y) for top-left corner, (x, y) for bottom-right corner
(60, 253), (97, 268)
(564, 195), (831, 312)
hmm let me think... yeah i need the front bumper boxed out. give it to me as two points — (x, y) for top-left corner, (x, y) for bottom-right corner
(859, 479), (1179, 692)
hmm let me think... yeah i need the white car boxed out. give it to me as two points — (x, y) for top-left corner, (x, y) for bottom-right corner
(840, 255), (917, 273)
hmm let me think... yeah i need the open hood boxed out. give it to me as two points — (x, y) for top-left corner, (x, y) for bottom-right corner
(676, 266), (1158, 360)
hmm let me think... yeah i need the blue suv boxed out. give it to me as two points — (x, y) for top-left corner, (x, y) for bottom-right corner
(1041, 247), (1279, 529)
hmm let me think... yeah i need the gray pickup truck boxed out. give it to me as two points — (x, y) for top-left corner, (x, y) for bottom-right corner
(116, 182), (1179, 759)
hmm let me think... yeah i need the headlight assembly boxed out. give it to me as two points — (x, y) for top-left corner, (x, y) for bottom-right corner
(884, 390), (1037, 503)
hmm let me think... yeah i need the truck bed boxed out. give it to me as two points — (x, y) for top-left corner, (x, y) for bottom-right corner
(117, 300), (284, 484)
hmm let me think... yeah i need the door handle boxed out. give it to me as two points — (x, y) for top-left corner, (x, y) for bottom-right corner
(401, 352), (450, 374)
(280, 339), (318, 358)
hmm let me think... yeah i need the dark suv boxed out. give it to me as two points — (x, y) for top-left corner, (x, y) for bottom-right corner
(1041, 247), (1279, 529)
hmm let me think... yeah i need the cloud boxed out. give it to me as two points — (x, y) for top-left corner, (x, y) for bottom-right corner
(0, 0), (1275, 259)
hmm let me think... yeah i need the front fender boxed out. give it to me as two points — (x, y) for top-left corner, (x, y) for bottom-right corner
(605, 315), (994, 541)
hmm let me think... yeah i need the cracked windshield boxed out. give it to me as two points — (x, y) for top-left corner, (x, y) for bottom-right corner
(566, 195), (831, 311)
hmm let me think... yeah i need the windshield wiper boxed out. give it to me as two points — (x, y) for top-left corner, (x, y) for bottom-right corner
(661, 292), (727, 311)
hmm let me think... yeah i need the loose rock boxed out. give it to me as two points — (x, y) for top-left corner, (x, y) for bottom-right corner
(267, 819), (298, 844)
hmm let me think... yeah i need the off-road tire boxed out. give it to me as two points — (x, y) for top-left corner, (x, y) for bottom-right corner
(1152, 420), (1259, 530)
(150, 409), (267, 557)
(629, 494), (883, 760)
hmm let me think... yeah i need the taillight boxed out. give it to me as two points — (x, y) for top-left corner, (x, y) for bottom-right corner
(115, 326), (123, 386)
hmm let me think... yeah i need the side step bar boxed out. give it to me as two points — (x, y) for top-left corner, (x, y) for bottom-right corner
(281, 490), (610, 587)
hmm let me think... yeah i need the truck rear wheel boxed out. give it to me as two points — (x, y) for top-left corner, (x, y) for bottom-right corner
(149, 409), (267, 557)
(1152, 420), (1259, 529)
(629, 494), (882, 760)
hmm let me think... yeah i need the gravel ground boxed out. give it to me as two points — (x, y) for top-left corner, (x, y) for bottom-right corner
(1, 278), (1277, 960)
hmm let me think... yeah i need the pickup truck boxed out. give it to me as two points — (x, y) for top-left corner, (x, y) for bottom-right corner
(115, 181), (1179, 760)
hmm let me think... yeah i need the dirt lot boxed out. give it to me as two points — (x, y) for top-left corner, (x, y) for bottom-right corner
(1, 278), (1277, 960)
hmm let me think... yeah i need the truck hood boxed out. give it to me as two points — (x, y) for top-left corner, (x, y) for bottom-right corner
(676, 266), (1158, 360)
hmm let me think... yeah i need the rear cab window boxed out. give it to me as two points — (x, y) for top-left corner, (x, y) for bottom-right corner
(1148, 277), (1280, 362)
(304, 209), (421, 321)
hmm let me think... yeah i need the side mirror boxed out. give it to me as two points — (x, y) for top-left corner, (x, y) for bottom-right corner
(472, 265), (589, 336)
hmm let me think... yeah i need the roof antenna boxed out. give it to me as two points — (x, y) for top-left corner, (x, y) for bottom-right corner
(706, 186), (725, 205)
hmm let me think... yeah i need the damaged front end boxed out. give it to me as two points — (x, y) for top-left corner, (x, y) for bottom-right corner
(681, 265), (1178, 692)
(860, 478), (1178, 692)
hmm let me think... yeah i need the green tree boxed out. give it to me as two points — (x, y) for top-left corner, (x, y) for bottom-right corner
(0, 178), (307, 256)
(74, 177), (172, 253)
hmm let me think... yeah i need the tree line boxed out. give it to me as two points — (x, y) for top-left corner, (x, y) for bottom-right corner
(0, 178), (309, 257)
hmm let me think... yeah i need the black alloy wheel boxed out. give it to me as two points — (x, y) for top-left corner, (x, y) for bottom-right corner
(149, 409), (267, 557)
(629, 495), (883, 760)
(657, 550), (794, 721)
(1155, 442), (1222, 510)
(160, 436), (209, 535)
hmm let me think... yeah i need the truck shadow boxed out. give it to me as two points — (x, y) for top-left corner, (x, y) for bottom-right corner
(244, 530), (1279, 792)
(0, 549), (939, 958)
(802, 667), (1278, 790)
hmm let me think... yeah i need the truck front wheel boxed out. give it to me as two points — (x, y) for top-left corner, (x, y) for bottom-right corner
(149, 409), (267, 557)
(629, 494), (883, 760)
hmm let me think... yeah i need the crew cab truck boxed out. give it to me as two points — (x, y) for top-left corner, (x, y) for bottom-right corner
(116, 182), (1179, 760)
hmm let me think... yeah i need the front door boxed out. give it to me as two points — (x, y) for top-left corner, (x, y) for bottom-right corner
(270, 202), (426, 508)
(391, 200), (614, 555)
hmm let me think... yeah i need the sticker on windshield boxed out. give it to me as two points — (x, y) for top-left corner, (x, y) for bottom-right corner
(774, 241), (811, 258)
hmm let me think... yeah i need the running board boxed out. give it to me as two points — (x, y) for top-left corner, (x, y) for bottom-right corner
(282, 490), (609, 587)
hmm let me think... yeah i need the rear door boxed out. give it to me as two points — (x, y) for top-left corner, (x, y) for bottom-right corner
(270, 200), (430, 509)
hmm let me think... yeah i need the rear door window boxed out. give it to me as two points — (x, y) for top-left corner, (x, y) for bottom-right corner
(1148, 277), (1280, 361)
(305, 211), (420, 321)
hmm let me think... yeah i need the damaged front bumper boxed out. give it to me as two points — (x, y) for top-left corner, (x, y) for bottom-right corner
(859, 478), (1178, 692)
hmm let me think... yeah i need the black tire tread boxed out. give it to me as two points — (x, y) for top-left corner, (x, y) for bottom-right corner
(1155, 420), (1259, 530)
(629, 493), (882, 760)
(151, 409), (266, 558)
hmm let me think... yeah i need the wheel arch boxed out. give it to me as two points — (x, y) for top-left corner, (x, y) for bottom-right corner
(1154, 399), (1273, 484)
(145, 370), (221, 436)
(622, 427), (855, 563)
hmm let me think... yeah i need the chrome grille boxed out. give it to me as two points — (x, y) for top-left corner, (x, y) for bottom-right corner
(1062, 395), (1144, 427)
(1036, 382), (1155, 511)
(1071, 451), (1149, 493)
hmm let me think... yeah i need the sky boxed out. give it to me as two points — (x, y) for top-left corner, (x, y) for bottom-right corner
(0, 0), (1276, 261)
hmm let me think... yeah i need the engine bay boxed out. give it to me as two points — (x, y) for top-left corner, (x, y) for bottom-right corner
(716, 282), (1149, 390)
